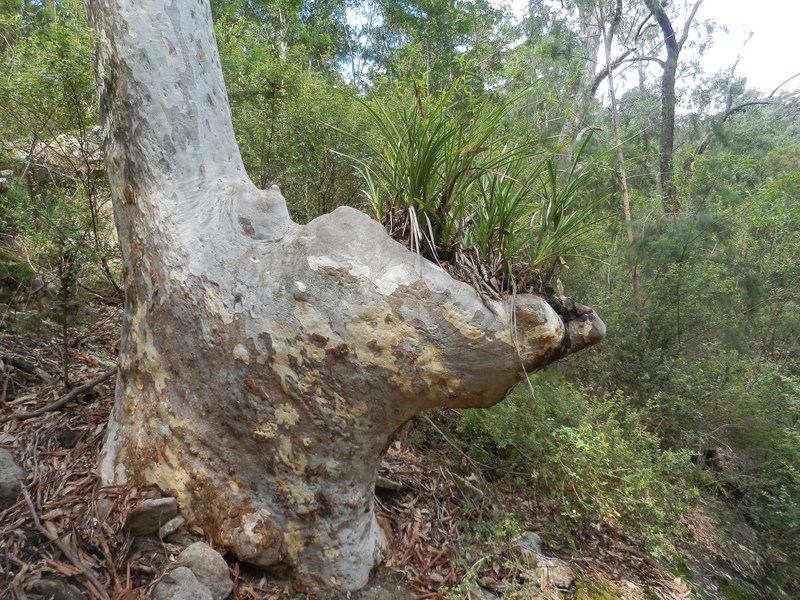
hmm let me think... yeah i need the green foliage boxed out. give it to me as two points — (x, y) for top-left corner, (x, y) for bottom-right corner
(0, 0), (119, 383)
(337, 77), (604, 292)
(216, 12), (365, 221)
(0, 0), (96, 142)
(359, 0), (510, 91)
(574, 576), (624, 600)
(715, 576), (759, 600)
(454, 374), (696, 552)
(1, 175), (113, 321)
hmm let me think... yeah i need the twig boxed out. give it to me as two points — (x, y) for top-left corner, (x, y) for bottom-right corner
(12, 366), (117, 420)
(22, 486), (110, 599)
(420, 413), (488, 472)
(3, 356), (56, 384)
(422, 412), (529, 477)
(0, 372), (9, 408)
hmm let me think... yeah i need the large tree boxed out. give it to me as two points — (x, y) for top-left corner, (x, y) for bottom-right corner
(84, 0), (605, 592)
(643, 0), (704, 213)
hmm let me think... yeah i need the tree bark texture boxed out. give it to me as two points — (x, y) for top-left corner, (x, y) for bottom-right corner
(85, 0), (605, 591)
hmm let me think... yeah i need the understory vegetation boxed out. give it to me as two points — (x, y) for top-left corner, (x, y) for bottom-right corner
(1, 0), (798, 596)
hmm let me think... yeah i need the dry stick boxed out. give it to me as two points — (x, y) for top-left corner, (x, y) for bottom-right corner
(12, 366), (117, 420)
(21, 486), (110, 600)
(0, 372), (9, 407)
(420, 413), (488, 472)
(4, 356), (57, 384)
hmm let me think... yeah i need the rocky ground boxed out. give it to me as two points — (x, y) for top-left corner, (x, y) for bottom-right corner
(0, 302), (791, 600)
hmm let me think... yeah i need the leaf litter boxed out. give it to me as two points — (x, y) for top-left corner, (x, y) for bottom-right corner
(0, 302), (691, 599)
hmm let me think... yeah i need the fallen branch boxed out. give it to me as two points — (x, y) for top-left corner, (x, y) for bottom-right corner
(12, 366), (117, 420)
(22, 486), (110, 600)
(3, 356), (56, 384)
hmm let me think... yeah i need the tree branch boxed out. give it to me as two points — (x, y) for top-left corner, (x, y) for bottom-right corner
(12, 366), (117, 420)
(590, 55), (665, 96)
(678, 0), (705, 49)
(769, 71), (800, 98)
(684, 100), (772, 174)
(22, 486), (110, 599)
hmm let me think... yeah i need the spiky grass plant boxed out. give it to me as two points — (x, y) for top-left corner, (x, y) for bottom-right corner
(333, 78), (603, 296)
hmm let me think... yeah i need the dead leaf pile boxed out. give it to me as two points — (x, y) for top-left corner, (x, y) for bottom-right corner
(0, 304), (699, 600)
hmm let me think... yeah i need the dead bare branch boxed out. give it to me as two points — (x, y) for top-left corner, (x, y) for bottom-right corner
(12, 366), (117, 420)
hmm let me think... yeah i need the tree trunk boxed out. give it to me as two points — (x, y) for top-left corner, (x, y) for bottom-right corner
(644, 0), (704, 214)
(558, 0), (602, 147)
(85, 0), (605, 592)
(598, 1), (642, 312)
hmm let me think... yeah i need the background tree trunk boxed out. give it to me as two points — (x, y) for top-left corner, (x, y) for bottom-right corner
(558, 0), (602, 147)
(85, 0), (605, 592)
(598, 0), (643, 312)
(644, 0), (704, 214)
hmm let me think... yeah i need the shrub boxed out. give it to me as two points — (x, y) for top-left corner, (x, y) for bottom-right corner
(455, 374), (696, 551)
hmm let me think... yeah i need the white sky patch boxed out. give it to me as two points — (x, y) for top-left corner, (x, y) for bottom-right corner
(697, 0), (800, 93)
(497, 0), (799, 94)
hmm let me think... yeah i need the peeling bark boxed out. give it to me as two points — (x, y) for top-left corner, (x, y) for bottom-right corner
(85, 0), (605, 592)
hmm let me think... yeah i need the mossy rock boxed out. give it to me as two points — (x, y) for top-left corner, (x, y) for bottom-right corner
(0, 246), (38, 301)
(669, 554), (694, 581)
(715, 576), (759, 600)
(574, 576), (623, 600)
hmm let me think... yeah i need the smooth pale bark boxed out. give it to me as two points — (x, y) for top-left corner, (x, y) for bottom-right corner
(85, 0), (605, 592)
(597, 1), (642, 312)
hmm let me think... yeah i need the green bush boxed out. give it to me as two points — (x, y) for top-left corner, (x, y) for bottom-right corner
(455, 373), (696, 551)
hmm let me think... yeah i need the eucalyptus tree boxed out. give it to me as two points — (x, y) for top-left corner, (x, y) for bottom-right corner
(214, 8), (362, 219)
(84, 0), (604, 593)
(209, 0), (350, 68)
(360, 0), (510, 90)
(643, 0), (704, 213)
(594, 0), (642, 311)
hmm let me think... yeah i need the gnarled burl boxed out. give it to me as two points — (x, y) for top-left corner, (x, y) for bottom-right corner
(85, 0), (605, 591)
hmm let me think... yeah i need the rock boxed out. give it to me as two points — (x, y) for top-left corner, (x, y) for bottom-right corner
(513, 531), (574, 591)
(465, 587), (499, 599)
(152, 566), (213, 600)
(125, 497), (178, 536)
(27, 579), (84, 600)
(375, 475), (402, 492)
(350, 567), (415, 600)
(0, 448), (23, 508)
(178, 542), (233, 600)
(57, 429), (83, 449)
(166, 532), (197, 548)
(452, 472), (485, 500)
(541, 557), (575, 590)
(0, 170), (11, 194)
(158, 515), (185, 539)
(515, 531), (543, 556)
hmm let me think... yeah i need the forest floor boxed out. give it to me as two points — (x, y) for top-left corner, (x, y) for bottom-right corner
(0, 300), (781, 600)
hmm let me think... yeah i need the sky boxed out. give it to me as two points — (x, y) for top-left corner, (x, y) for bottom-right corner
(499, 0), (800, 95)
(698, 0), (800, 94)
